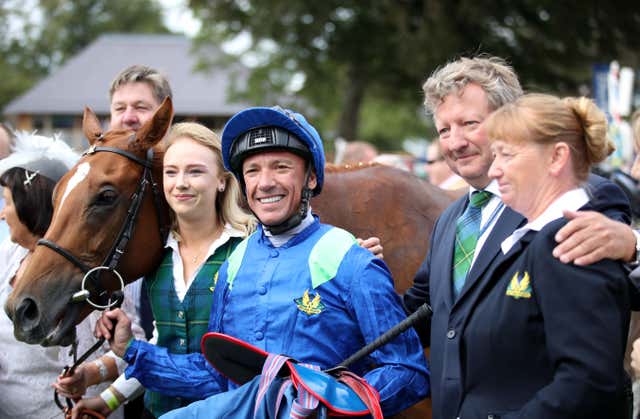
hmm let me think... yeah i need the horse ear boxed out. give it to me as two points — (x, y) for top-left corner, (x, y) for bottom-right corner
(82, 106), (103, 145)
(135, 97), (174, 149)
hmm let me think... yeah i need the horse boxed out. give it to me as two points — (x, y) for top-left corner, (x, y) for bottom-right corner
(4, 97), (173, 347)
(5, 99), (455, 418)
(314, 163), (454, 294)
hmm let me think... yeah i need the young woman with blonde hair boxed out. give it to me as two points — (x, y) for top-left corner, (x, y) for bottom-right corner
(67, 122), (255, 418)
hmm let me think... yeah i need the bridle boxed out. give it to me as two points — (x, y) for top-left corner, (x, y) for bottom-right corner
(37, 139), (168, 309)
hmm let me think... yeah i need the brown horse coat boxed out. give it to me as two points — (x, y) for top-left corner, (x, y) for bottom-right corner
(314, 163), (454, 294)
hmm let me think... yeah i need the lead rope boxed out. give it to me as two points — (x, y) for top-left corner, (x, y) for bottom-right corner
(54, 291), (124, 419)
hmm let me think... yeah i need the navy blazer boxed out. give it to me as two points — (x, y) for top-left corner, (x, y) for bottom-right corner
(403, 174), (631, 419)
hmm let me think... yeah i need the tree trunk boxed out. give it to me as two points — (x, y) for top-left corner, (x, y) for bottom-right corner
(336, 65), (366, 141)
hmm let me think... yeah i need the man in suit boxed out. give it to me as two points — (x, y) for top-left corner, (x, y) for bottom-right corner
(403, 56), (633, 418)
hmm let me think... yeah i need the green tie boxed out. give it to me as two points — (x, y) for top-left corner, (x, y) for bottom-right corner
(452, 190), (492, 299)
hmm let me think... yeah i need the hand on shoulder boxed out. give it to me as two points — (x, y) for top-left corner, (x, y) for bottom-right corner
(553, 210), (635, 265)
(357, 237), (384, 259)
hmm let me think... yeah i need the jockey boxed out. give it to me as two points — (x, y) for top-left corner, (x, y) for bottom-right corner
(223, 106), (325, 235)
(97, 106), (429, 417)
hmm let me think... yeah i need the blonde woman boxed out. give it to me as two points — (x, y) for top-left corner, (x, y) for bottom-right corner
(68, 122), (255, 418)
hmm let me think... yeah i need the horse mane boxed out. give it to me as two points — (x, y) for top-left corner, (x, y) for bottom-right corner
(325, 161), (381, 173)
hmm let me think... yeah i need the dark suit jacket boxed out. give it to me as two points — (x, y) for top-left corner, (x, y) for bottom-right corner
(403, 174), (631, 419)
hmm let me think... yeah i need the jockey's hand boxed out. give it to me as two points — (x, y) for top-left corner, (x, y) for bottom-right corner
(95, 308), (132, 358)
(553, 210), (635, 265)
(70, 396), (112, 419)
(358, 237), (384, 259)
(51, 364), (90, 400)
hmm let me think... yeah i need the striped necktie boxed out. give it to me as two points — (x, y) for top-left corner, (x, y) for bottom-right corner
(452, 190), (492, 299)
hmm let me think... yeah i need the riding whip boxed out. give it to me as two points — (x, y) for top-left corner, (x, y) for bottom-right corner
(334, 302), (432, 369)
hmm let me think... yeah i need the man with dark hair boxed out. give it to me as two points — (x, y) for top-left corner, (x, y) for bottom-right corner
(109, 65), (173, 132)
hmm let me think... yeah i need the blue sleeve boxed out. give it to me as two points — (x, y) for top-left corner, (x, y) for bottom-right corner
(124, 340), (228, 399)
(345, 248), (430, 416)
(505, 227), (629, 418)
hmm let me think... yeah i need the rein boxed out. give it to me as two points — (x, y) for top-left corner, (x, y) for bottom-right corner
(54, 292), (124, 419)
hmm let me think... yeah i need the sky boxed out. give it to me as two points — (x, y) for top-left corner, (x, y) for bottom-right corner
(4, 0), (201, 41)
(158, 0), (201, 37)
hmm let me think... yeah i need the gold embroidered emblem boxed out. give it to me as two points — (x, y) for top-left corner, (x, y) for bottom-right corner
(294, 289), (325, 315)
(506, 271), (532, 299)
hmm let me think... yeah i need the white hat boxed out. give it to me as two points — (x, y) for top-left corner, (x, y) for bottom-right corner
(0, 132), (80, 183)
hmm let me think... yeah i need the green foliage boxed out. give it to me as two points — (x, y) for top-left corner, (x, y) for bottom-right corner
(35, 0), (169, 69)
(0, 0), (169, 114)
(189, 0), (640, 149)
(358, 98), (433, 152)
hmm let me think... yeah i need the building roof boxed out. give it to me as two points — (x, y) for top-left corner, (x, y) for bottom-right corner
(3, 33), (250, 116)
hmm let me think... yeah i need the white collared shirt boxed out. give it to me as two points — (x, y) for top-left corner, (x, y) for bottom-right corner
(470, 179), (506, 268)
(166, 223), (245, 302)
(501, 188), (589, 254)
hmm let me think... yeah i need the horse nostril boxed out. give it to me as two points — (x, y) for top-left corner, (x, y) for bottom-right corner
(15, 297), (41, 332)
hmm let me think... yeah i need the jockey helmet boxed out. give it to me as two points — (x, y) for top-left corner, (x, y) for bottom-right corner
(221, 106), (325, 196)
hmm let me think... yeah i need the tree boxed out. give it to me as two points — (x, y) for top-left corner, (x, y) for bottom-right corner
(0, 0), (169, 112)
(189, 0), (640, 149)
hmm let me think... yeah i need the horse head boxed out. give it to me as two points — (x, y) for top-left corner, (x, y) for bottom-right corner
(5, 98), (173, 346)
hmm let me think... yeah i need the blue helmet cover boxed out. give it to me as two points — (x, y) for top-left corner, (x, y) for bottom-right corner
(221, 106), (325, 195)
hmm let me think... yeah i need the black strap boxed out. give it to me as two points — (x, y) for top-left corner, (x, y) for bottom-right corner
(37, 239), (91, 273)
(84, 145), (153, 169)
(102, 167), (151, 270)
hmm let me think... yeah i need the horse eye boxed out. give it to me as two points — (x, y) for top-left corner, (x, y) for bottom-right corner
(94, 188), (118, 206)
